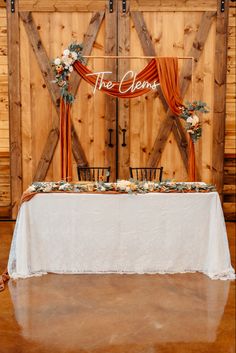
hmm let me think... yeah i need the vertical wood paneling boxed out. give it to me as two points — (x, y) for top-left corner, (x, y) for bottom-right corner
(72, 13), (106, 178)
(0, 4), (11, 213)
(92, 24), (106, 170)
(212, 0), (229, 196)
(225, 4), (236, 155)
(7, 0), (22, 217)
(0, 8), (8, 154)
(201, 19), (216, 183)
(104, 0), (117, 180)
(50, 12), (66, 180)
(34, 13), (53, 181)
(118, 0), (130, 179)
(20, 19), (32, 191)
(224, 2), (236, 220)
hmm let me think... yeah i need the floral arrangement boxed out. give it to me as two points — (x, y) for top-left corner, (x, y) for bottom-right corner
(52, 42), (84, 103)
(26, 180), (216, 195)
(180, 101), (209, 142)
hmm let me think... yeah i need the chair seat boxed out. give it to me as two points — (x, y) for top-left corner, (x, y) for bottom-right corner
(129, 167), (163, 182)
(77, 167), (111, 182)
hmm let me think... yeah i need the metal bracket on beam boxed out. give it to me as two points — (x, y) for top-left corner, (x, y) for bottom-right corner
(9, 0), (15, 13)
(122, 0), (127, 13)
(109, 0), (113, 13)
(220, 0), (225, 12)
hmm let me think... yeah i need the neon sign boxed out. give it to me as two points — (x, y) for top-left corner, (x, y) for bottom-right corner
(86, 71), (160, 94)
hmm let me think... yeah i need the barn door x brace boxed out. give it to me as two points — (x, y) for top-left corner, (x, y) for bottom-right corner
(109, 0), (127, 13)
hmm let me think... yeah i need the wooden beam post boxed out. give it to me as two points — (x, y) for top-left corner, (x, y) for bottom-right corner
(7, 0), (22, 218)
(212, 1), (229, 198)
(118, 0), (130, 179)
(104, 0), (117, 180)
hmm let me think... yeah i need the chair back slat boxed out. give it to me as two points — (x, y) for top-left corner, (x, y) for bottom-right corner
(129, 167), (163, 182)
(77, 167), (111, 182)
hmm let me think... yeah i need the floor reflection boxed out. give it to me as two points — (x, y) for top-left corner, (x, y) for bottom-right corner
(4, 273), (232, 353)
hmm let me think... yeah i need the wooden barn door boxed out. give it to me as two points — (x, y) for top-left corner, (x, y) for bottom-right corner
(117, 0), (228, 183)
(7, 0), (119, 217)
(8, 0), (228, 217)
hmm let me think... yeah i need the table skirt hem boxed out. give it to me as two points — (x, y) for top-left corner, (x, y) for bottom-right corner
(9, 268), (235, 281)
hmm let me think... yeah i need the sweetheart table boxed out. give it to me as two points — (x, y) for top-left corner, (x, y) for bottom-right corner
(8, 189), (235, 280)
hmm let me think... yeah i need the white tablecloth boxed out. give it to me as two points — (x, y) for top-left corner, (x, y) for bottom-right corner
(8, 192), (235, 280)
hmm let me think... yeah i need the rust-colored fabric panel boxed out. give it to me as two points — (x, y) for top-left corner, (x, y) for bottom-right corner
(155, 57), (183, 116)
(0, 269), (9, 292)
(60, 98), (72, 182)
(20, 191), (38, 205)
(188, 138), (196, 181)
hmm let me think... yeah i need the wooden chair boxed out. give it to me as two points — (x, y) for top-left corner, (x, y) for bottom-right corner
(77, 167), (111, 182)
(129, 167), (163, 182)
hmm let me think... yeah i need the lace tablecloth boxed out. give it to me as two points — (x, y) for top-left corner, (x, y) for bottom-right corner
(8, 192), (235, 280)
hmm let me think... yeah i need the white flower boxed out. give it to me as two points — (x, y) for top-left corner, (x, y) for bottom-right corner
(54, 58), (61, 65)
(62, 56), (73, 66)
(59, 183), (70, 191)
(186, 114), (199, 126)
(71, 51), (78, 60)
(192, 114), (199, 125)
(143, 182), (149, 190)
(43, 185), (52, 193)
(186, 116), (194, 124)
(118, 185), (126, 191)
(28, 185), (36, 193)
(117, 180), (131, 187)
(63, 49), (70, 56)
(69, 66), (73, 72)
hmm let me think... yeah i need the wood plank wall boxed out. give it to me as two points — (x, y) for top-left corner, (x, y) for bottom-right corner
(0, 2), (11, 218)
(223, 1), (236, 220)
(0, 1), (235, 219)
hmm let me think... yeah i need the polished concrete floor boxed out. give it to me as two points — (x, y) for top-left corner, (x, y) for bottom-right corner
(0, 221), (235, 353)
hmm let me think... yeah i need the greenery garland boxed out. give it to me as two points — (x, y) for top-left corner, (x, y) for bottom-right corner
(27, 180), (216, 194)
(52, 42), (209, 142)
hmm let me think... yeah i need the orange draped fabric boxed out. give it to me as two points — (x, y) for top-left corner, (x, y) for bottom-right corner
(0, 269), (9, 292)
(60, 98), (72, 182)
(156, 58), (183, 116)
(60, 57), (195, 181)
(188, 138), (196, 181)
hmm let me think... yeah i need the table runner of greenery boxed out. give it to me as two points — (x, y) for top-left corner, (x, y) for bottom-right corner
(26, 180), (216, 194)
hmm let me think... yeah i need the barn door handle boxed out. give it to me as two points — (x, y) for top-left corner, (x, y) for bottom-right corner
(108, 128), (114, 147)
(121, 129), (127, 147)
